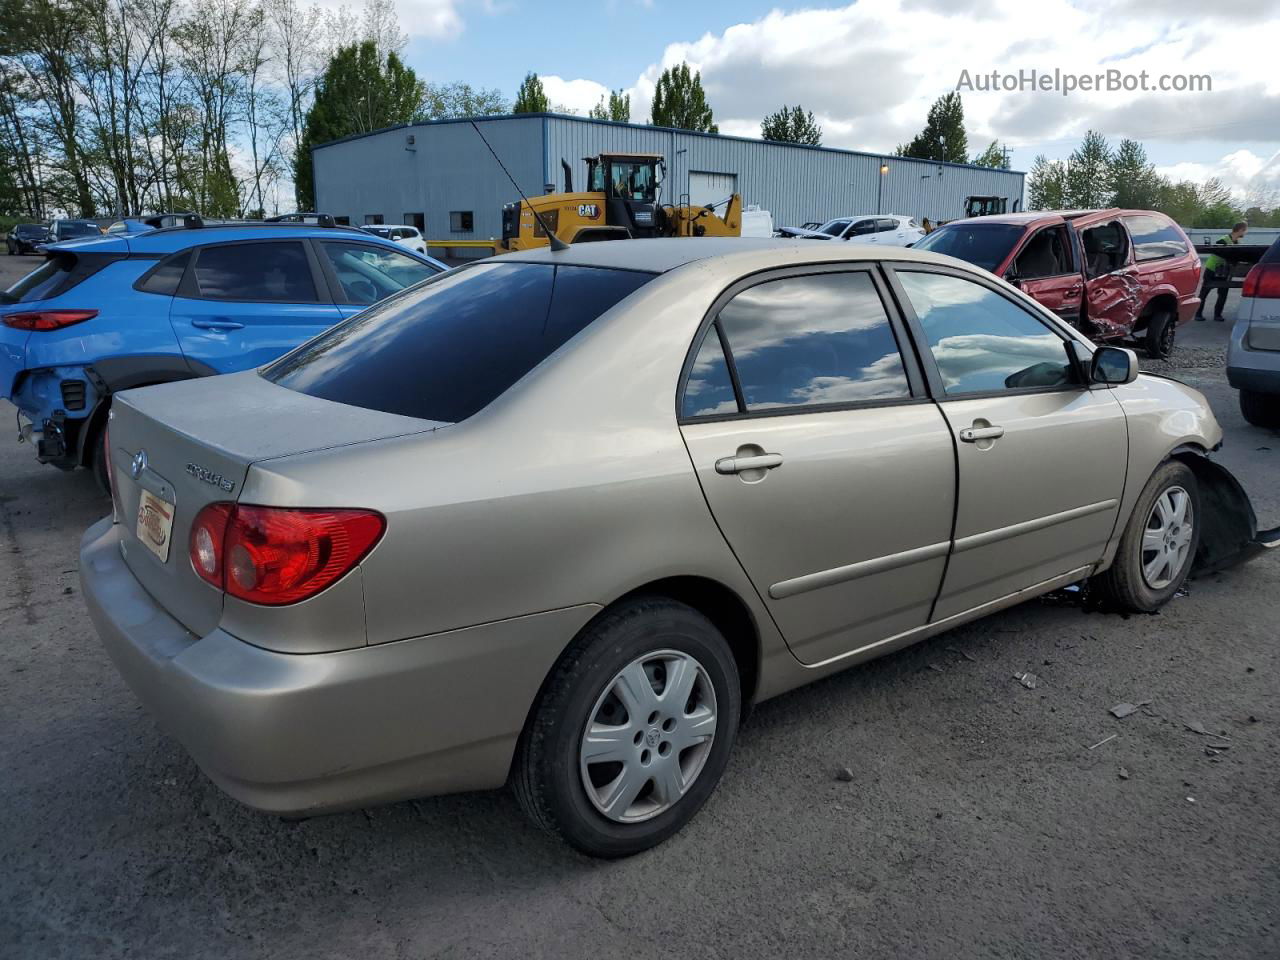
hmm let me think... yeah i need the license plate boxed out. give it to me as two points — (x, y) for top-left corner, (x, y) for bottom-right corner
(136, 489), (175, 563)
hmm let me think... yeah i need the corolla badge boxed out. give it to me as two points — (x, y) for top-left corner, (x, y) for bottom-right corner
(131, 449), (148, 478)
(186, 462), (236, 493)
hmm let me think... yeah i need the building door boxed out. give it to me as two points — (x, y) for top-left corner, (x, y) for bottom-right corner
(688, 171), (737, 208)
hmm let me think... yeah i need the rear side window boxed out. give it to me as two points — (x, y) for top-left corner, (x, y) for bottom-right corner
(264, 262), (654, 422)
(1123, 215), (1189, 262)
(682, 327), (739, 418)
(192, 242), (316, 302)
(136, 251), (190, 295)
(709, 272), (910, 412)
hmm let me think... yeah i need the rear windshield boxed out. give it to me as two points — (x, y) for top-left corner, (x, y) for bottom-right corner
(3, 256), (74, 303)
(15, 225), (47, 237)
(263, 262), (655, 422)
(58, 221), (100, 238)
(1262, 236), (1280, 265)
(912, 223), (1027, 271)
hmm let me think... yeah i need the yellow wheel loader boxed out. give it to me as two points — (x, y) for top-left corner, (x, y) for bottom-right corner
(498, 153), (742, 252)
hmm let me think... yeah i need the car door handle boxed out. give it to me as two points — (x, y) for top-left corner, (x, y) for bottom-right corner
(958, 425), (1005, 443)
(191, 319), (245, 331)
(715, 453), (783, 474)
(1065, 285), (1082, 297)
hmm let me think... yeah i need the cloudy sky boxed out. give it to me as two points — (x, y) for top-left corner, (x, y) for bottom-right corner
(373, 0), (1280, 204)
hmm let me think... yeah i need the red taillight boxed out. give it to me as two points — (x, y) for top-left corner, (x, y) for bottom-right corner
(189, 503), (384, 605)
(1242, 263), (1280, 300)
(3, 309), (98, 331)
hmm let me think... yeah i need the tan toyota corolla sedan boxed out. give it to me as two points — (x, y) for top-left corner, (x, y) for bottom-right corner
(81, 238), (1276, 858)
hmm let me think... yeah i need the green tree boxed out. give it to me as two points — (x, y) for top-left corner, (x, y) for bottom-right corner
(972, 140), (1009, 169)
(1191, 177), (1239, 228)
(513, 72), (548, 113)
(895, 92), (967, 164)
(649, 62), (717, 132)
(293, 40), (424, 210)
(1026, 154), (1068, 210)
(589, 88), (631, 122)
(760, 104), (822, 145)
(1107, 138), (1161, 209)
(419, 81), (507, 119)
(1064, 129), (1111, 208)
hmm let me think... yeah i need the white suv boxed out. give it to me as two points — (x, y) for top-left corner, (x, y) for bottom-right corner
(777, 215), (924, 246)
(363, 224), (428, 255)
(1227, 238), (1280, 428)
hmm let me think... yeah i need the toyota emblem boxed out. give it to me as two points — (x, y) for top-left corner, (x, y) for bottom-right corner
(131, 449), (148, 478)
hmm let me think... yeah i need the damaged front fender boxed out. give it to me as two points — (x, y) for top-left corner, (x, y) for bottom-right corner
(1173, 449), (1280, 574)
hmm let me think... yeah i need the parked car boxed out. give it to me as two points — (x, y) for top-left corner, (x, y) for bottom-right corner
(777, 215), (924, 246)
(40, 219), (102, 248)
(80, 238), (1275, 858)
(0, 219), (446, 488)
(6, 223), (48, 255)
(362, 224), (428, 254)
(1227, 235), (1280, 427)
(912, 209), (1201, 358)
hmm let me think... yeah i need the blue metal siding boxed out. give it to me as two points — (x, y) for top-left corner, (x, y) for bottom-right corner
(312, 114), (1025, 244)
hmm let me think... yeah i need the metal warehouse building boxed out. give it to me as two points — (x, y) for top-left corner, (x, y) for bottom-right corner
(312, 113), (1025, 249)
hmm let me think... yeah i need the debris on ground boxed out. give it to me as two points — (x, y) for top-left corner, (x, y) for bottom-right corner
(1110, 700), (1152, 719)
(927, 662), (944, 673)
(1183, 720), (1232, 741)
(946, 645), (977, 662)
(1088, 734), (1117, 750)
(1013, 671), (1038, 689)
(834, 767), (855, 782)
(1118, 767), (1131, 780)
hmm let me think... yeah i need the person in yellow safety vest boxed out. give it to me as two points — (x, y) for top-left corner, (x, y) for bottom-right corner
(1196, 220), (1249, 322)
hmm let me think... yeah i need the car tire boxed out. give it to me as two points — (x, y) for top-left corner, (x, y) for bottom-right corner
(1144, 309), (1176, 359)
(89, 418), (111, 494)
(1093, 460), (1200, 613)
(513, 596), (741, 858)
(1239, 390), (1280, 429)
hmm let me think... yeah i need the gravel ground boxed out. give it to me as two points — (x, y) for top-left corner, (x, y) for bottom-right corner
(0, 255), (1277, 959)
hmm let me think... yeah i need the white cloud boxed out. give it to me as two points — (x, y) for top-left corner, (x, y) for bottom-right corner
(592, 0), (1277, 164)
(539, 76), (611, 115)
(1156, 148), (1280, 206)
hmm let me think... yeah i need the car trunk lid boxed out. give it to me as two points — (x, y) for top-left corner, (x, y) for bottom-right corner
(108, 370), (443, 637)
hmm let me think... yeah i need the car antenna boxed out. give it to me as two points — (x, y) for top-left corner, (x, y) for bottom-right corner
(469, 119), (569, 252)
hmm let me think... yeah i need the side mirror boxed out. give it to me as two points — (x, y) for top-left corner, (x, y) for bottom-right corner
(1089, 345), (1138, 385)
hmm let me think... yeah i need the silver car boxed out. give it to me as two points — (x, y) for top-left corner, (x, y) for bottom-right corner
(81, 238), (1276, 858)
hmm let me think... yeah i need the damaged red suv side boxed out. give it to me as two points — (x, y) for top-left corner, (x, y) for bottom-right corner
(914, 209), (1201, 358)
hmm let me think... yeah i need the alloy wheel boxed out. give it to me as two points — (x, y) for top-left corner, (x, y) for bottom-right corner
(578, 649), (718, 823)
(1141, 485), (1194, 589)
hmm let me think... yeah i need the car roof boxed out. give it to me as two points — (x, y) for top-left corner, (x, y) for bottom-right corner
(502, 236), (966, 274)
(39, 222), (426, 258)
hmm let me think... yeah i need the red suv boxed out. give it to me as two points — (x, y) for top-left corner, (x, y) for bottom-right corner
(913, 209), (1202, 357)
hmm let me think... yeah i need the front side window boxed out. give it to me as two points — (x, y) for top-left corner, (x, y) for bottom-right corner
(1013, 226), (1073, 279)
(264, 263), (654, 423)
(896, 270), (1074, 394)
(191, 241), (317, 302)
(849, 219), (878, 237)
(1082, 221), (1129, 277)
(607, 161), (656, 202)
(1123, 215), (1188, 262)
(709, 271), (910, 412)
(320, 241), (441, 305)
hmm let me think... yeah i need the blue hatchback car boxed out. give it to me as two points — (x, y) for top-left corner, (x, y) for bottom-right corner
(1, 219), (446, 486)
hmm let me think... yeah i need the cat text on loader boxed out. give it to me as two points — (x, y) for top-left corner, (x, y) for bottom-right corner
(498, 153), (742, 251)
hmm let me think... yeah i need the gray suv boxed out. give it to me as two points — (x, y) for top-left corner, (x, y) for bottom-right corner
(1227, 237), (1280, 427)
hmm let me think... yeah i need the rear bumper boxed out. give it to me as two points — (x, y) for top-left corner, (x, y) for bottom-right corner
(80, 517), (598, 815)
(1227, 366), (1280, 395)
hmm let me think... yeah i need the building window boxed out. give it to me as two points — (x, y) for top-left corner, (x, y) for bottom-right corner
(450, 211), (474, 233)
(364, 214), (384, 225)
(334, 216), (351, 226)
(404, 212), (425, 231)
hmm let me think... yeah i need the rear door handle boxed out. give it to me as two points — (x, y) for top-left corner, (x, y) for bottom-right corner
(191, 319), (245, 331)
(959, 425), (1005, 443)
(715, 453), (783, 474)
